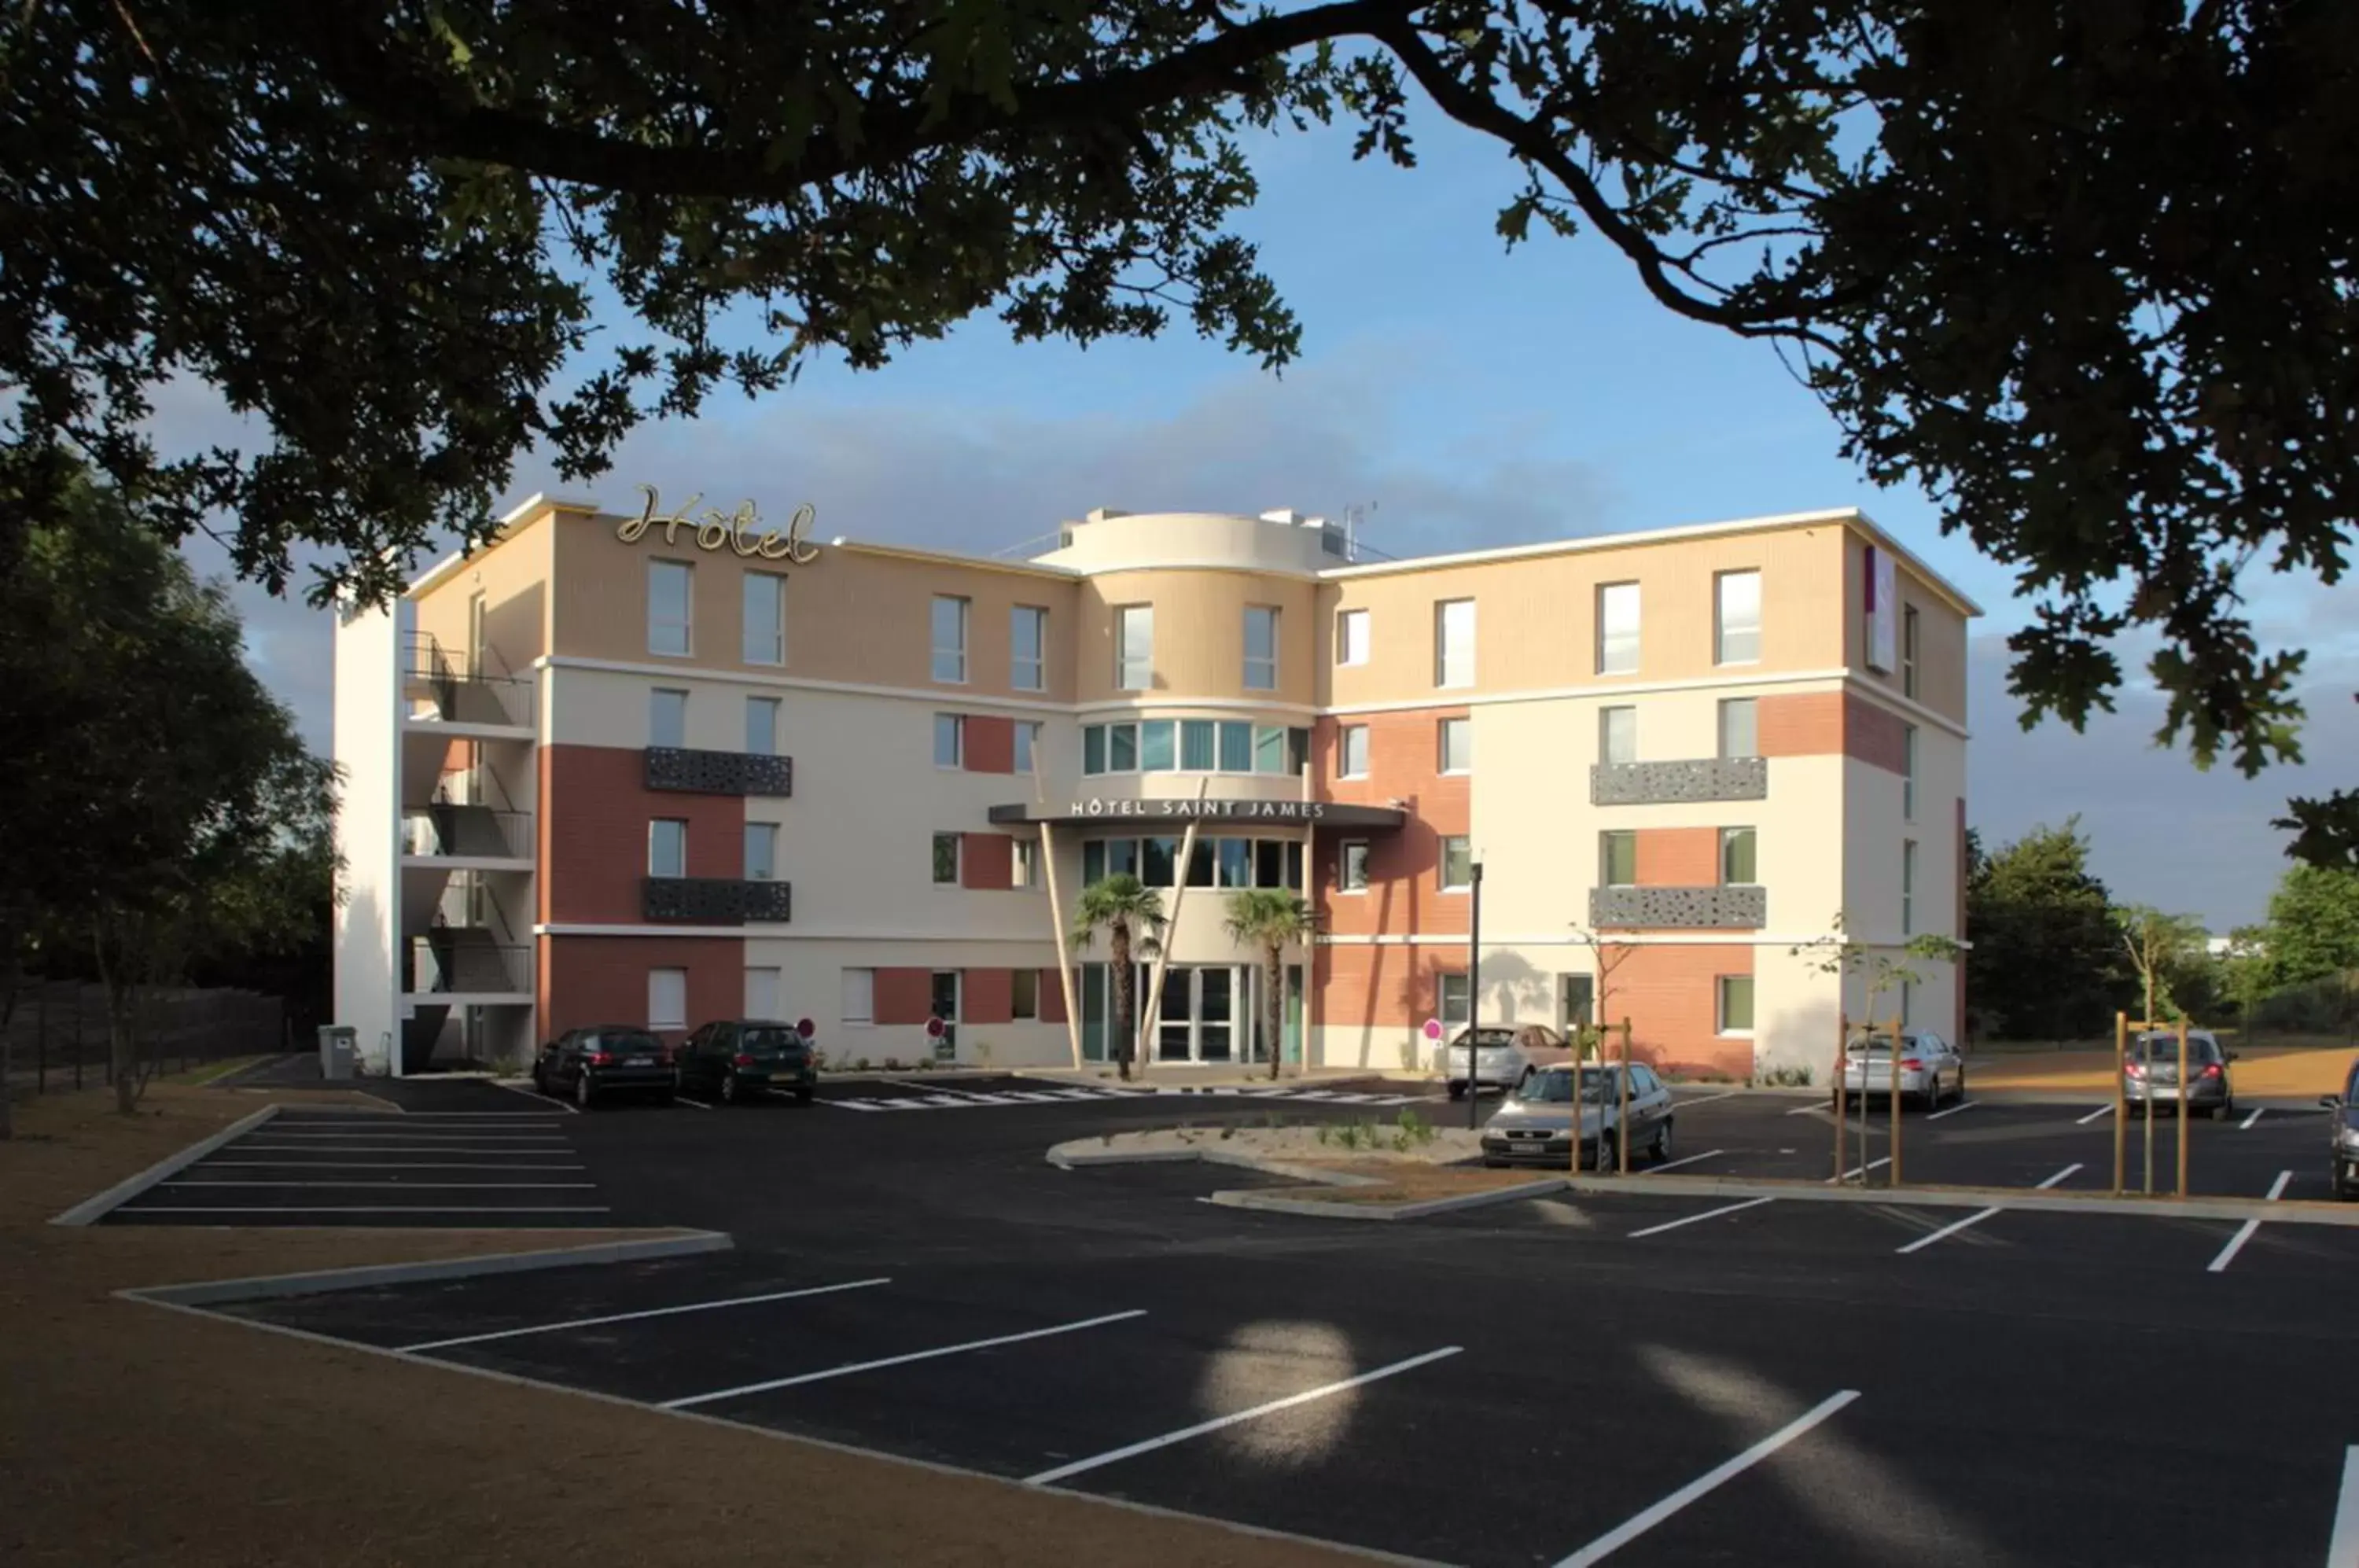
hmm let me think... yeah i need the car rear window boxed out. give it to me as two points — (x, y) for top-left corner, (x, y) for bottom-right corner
(2134, 1035), (2219, 1062)
(1453, 1029), (1518, 1048)
(590, 1030), (661, 1054)
(741, 1026), (805, 1053)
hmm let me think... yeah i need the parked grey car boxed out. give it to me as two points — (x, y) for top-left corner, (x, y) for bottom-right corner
(2124, 1029), (2235, 1117)
(2318, 1057), (2359, 1200)
(1836, 1029), (1964, 1110)
(1480, 1062), (1676, 1169)
(1443, 1023), (1572, 1100)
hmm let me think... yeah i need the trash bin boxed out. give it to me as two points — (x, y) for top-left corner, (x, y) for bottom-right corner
(317, 1025), (359, 1081)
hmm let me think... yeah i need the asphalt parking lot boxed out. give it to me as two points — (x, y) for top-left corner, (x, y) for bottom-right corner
(133, 1082), (2359, 1565)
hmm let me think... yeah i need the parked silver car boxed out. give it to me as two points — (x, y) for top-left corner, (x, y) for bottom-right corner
(1835, 1029), (1964, 1110)
(1480, 1062), (1676, 1169)
(1442, 1024), (1572, 1100)
(2317, 1057), (2359, 1200)
(2124, 1029), (2236, 1117)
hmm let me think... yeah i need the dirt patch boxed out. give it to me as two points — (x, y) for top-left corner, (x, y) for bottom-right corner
(1967, 1037), (2353, 1096)
(2, 1080), (1386, 1567)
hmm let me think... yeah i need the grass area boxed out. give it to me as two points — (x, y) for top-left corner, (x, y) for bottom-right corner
(175, 1053), (270, 1087)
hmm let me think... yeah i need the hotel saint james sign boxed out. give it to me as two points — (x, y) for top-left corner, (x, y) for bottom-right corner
(616, 484), (821, 564)
(1068, 797), (1335, 821)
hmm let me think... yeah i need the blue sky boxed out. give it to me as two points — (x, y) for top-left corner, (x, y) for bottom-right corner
(185, 106), (2355, 930)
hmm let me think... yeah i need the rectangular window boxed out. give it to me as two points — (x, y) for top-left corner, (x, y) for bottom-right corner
(649, 819), (687, 878)
(933, 712), (964, 768)
(1116, 605), (1154, 690)
(932, 832), (961, 885)
(744, 823), (778, 881)
(1713, 569), (1762, 665)
(1718, 698), (1759, 760)
(1720, 826), (1757, 885)
(1012, 837), (1040, 889)
(649, 687), (688, 749)
(1336, 608), (1369, 667)
(1186, 838), (1216, 888)
(743, 572), (786, 664)
(1011, 968), (1040, 1021)
(1108, 721), (1139, 772)
(1135, 719), (1173, 771)
(1179, 719), (1215, 771)
(1217, 837), (1252, 888)
(1082, 839), (1106, 886)
(1254, 839), (1286, 889)
(930, 595), (969, 683)
(1440, 835), (1473, 891)
(1599, 705), (1636, 767)
(1597, 582), (1640, 675)
(1717, 974), (1755, 1035)
(1287, 727), (1312, 777)
(745, 966), (780, 1020)
(1104, 838), (1139, 881)
(648, 560), (692, 656)
(1435, 598), (1475, 688)
(1243, 605), (1279, 690)
(1902, 723), (1919, 821)
(1083, 724), (1106, 775)
(1143, 836), (1177, 887)
(1218, 720), (1253, 773)
(1339, 841), (1370, 892)
(1599, 830), (1636, 888)
(1902, 605), (1921, 699)
(1339, 724), (1370, 778)
(1438, 972), (1471, 1028)
(1253, 725), (1286, 774)
(1438, 716), (1472, 775)
(1286, 839), (1305, 891)
(841, 967), (874, 1025)
(745, 696), (780, 755)
(648, 968), (687, 1031)
(1010, 605), (1047, 691)
(1902, 840), (1917, 935)
(1014, 721), (1040, 776)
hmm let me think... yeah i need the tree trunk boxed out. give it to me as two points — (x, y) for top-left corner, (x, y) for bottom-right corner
(94, 918), (138, 1115)
(1266, 940), (1284, 1081)
(0, 936), (18, 1142)
(1111, 922), (1134, 1080)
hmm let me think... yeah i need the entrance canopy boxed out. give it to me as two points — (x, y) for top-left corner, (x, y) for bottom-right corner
(988, 797), (1408, 831)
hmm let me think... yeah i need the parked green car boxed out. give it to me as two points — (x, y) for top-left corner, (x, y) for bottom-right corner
(677, 1018), (819, 1105)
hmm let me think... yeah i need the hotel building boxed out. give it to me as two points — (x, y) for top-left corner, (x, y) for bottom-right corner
(331, 495), (1976, 1079)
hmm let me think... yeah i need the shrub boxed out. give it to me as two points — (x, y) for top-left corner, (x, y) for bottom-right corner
(1761, 1064), (1816, 1088)
(881, 1056), (902, 1071)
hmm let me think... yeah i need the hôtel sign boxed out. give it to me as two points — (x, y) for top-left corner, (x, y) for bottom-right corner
(616, 484), (821, 564)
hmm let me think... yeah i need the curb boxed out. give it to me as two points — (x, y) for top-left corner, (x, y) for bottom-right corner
(119, 1230), (737, 1308)
(1557, 1172), (2359, 1226)
(50, 1105), (284, 1227)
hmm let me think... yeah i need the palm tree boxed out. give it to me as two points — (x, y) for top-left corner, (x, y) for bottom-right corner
(1223, 889), (1316, 1080)
(1070, 874), (1167, 1080)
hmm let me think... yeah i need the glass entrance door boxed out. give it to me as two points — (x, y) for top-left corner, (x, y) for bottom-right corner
(929, 971), (959, 1060)
(1198, 967), (1233, 1062)
(1157, 966), (1194, 1061)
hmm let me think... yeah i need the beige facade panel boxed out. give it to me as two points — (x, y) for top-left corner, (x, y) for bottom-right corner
(412, 511), (558, 678)
(1074, 569), (1319, 709)
(1841, 530), (1969, 725)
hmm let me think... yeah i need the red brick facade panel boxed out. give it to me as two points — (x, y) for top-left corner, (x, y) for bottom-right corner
(1312, 709), (1470, 939)
(873, 968), (933, 1025)
(963, 966), (1015, 1025)
(1314, 943), (1470, 1029)
(542, 744), (744, 923)
(1635, 827), (1720, 887)
(964, 715), (1015, 774)
(540, 934), (741, 1047)
(1611, 943), (1756, 1079)
(1842, 690), (1908, 775)
(1040, 969), (1072, 1024)
(960, 832), (1015, 890)
(1754, 690), (1906, 776)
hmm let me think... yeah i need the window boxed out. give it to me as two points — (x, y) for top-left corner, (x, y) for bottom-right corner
(1218, 720), (1253, 773)
(1901, 840), (1917, 935)
(648, 968), (687, 1031)
(649, 819), (686, 878)
(649, 688), (688, 749)
(1718, 698), (1759, 760)
(1083, 725), (1106, 775)
(841, 967), (874, 1025)
(1339, 841), (1370, 892)
(1902, 724), (1919, 821)
(1253, 725), (1287, 775)
(1288, 727), (1312, 776)
(1217, 837), (1252, 888)
(1717, 975), (1755, 1035)
(1014, 721), (1040, 776)
(1336, 608), (1369, 667)
(1254, 839), (1286, 890)
(744, 823), (778, 881)
(1902, 605), (1921, 699)
(1339, 724), (1370, 778)
(1181, 719), (1215, 771)
(1010, 605), (1047, 691)
(932, 833), (962, 885)
(1012, 968), (1040, 1021)
(648, 560), (692, 656)
(1438, 972), (1471, 1028)
(1107, 721), (1138, 772)
(1720, 826), (1757, 885)
(1243, 605), (1279, 690)
(1713, 569), (1762, 665)
(933, 712), (964, 768)
(1559, 974), (1595, 1032)
(1116, 604), (1154, 690)
(1438, 717), (1472, 775)
(1598, 705), (1636, 767)
(1440, 835), (1473, 890)
(1597, 582), (1640, 675)
(745, 696), (780, 755)
(1142, 835), (1177, 887)
(743, 572), (786, 664)
(1435, 598), (1475, 688)
(929, 595), (970, 683)
(1012, 838), (1040, 889)
(1128, 719), (1168, 771)
(1899, 979), (1914, 1028)
(745, 966), (781, 1019)
(1599, 830), (1636, 887)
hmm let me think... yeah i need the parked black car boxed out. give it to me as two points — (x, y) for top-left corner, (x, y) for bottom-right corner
(677, 1018), (819, 1105)
(533, 1025), (675, 1108)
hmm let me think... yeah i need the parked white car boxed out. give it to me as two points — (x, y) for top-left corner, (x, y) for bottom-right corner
(1442, 1024), (1573, 1100)
(1836, 1028), (1965, 1110)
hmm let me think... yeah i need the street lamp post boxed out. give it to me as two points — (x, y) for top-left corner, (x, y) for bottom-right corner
(1467, 859), (1484, 1132)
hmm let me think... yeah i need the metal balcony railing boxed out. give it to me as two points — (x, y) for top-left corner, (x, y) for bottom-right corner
(1589, 884), (1767, 929)
(645, 746), (794, 797)
(402, 805), (532, 859)
(1589, 756), (1769, 806)
(403, 631), (535, 728)
(405, 937), (533, 996)
(642, 878), (793, 925)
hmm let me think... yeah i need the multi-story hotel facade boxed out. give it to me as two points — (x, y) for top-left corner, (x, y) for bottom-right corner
(332, 495), (1977, 1080)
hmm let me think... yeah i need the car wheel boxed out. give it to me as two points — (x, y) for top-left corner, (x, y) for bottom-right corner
(1446, 1082), (1467, 1102)
(574, 1071), (594, 1110)
(719, 1071), (739, 1105)
(1651, 1117), (1674, 1165)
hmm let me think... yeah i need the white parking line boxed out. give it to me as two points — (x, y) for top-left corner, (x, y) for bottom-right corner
(1025, 1345), (1463, 1486)
(1896, 1163), (2082, 1254)
(1926, 1100), (1978, 1122)
(194, 1161), (588, 1170)
(165, 1180), (596, 1189)
(2075, 1105), (2114, 1125)
(492, 1080), (576, 1112)
(118, 1205), (612, 1215)
(1552, 1390), (1860, 1567)
(1672, 1090), (1743, 1109)
(1831, 1157), (1892, 1183)
(399, 1276), (892, 1353)
(1785, 1103), (1828, 1117)
(2240, 1107), (2265, 1129)
(673, 1095), (712, 1110)
(1628, 1197), (1776, 1239)
(660, 1309), (1148, 1410)
(2328, 1447), (2359, 1568)
(251, 1130), (568, 1140)
(2206, 1169), (2294, 1275)
(1640, 1149), (1727, 1176)
(231, 1144), (575, 1155)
